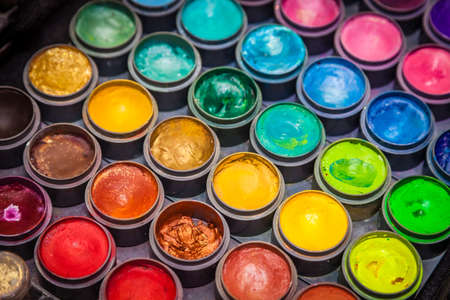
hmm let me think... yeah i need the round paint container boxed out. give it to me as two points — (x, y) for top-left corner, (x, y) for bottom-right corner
(341, 231), (423, 300)
(396, 44), (450, 120)
(423, 0), (450, 47)
(206, 152), (285, 235)
(0, 177), (52, 259)
(273, 190), (352, 276)
(215, 241), (298, 300)
(235, 24), (307, 100)
(22, 44), (99, 122)
(237, 0), (273, 23)
(23, 123), (102, 207)
(176, 0), (247, 66)
(360, 91), (434, 171)
(0, 251), (31, 300)
(0, 86), (40, 169)
(314, 138), (391, 221)
(85, 161), (165, 247)
(275, 0), (345, 54)
(334, 12), (406, 87)
(380, 176), (449, 259)
(426, 130), (450, 185)
(149, 200), (230, 287)
(297, 57), (371, 136)
(188, 67), (262, 146)
(83, 79), (158, 160)
(99, 258), (183, 300)
(249, 102), (326, 183)
(124, 0), (185, 32)
(34, 216), (116, 299)
(294, 282), (359, 300)
(128, 32), (201, 110)
(69, 0), (142, 75)
(144, 116), (220, 197)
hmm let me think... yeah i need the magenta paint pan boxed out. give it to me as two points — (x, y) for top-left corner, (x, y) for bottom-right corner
(275, 0), (345, 54)
(422, 0), (450, 47)
(334, 12), (406, 87)
(0, 86), (41, 169)
(0, 176), (52, 259)
(396, 44), (450, 121)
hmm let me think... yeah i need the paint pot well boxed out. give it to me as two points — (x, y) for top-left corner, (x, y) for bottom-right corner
(273, 190), (352, 276)
(294, 282), (358, 300)
(422, 0), (450, 47)
(380, 176), (449, 258)
(314, 138), (391, 221)
(215, 241), (298, 300)
(297, 56), (370, 136)
(69, 0), (142, 75)
(361, 91), (434, 170)
(99, 258), (183, 300)
(341, 231), (422, 299)
(129, 32), (201, 110)
(34, 216), (116, 299)
(0, 86), (40, 168)
(206, 152), (285, 235)
(236, 24), (307, 100)
(426, 130), (450, 185)
(176, 0), (247, 66)
(334, 12), (405, 87)
(249, 102), (325, 183)
(0, 177), (52, 259)
(23, 44), (99, 122)
(144, 116), (220, 197)
(188, 67), (262, 146)
(85, 161), (165, 246)
(83, 79), (158, 160)
(23, 123), (102, 207)
(362, 0), (426, 26)
(275, 0), (344, 54)
(0, 251), (31, 300)
(149, 200), (230, 287)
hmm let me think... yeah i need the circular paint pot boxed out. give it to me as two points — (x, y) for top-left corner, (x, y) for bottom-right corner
(360, 91), (434, 171)
(99, 258), (183, 300)
(85, 161), (164, 247)
(0, 86), (40, 169)
(188, 67), (262, 146)
(236, 24), (307, 100)
(341, 231), (423, 300)
(206, 152), (285, 235)
(149, 200), (230, 287)
(275, 0), (345, 54)
(380, 176), (449, 259)
(34, 216), (116, 299)
(215, 241), (298, 300)
(249, 102), (326, 183)
(314, 138), (391, 221)
(334, 12), (406, 87)
(426, 130), (450, 185)
(176, 0), (247, 66)
(294, 282), (359, 300)
(69, 0), (143, 75)
(128, 32), (202, 110)
(237, 0), (273, 23)
(83, 79), (158, 160)
(23, 123), (102, 207)
(396, 44), (450, 121)
(124, 0), (185, 32)
(0, 177), (52, 259)
(273, 190), (352, 276)
(0, 251), (31, 300)
(297, 56), (371, 136)
(423, 0), (450, 47)
(22, 44), (99, 122)
(144, 116), (220, 197)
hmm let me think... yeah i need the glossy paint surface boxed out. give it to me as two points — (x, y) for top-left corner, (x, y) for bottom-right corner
(435, 130), (450, 174)
(281, 0), (340, 27)
(131, 0), (175, 7)
(431, 0), (450, 39)
(0, 89), (33, 139)
(298, 285), (356, 300)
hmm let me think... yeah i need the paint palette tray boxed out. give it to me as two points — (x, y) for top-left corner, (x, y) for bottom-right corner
(0, 0), (449, 299)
